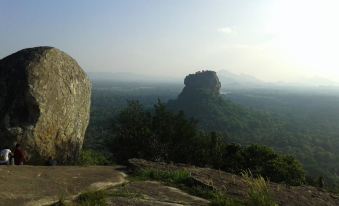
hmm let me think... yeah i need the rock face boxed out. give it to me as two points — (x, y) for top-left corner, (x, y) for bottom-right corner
(181, 70), (221, 97)
(0, 47), (91, 163)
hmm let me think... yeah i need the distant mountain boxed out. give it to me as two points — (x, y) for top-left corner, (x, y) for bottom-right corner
(88, 72), (180, 83)
(218, 70), (339, 91)
(88, 70), (269, 88)
(293, 76), (339, 87)
(217, 70), (269, 90)
(88, 70), (339, 92)
(88, 72), (146, 81)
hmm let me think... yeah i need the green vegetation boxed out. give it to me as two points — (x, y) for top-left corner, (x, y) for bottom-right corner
(242, 172), (277, 206)
(228, 90), (339, 189)
(132, 168), (277, 206)
(76, 191), (107, 206)
(167, 89), (276, 137)
(210, 193), (243, 206)
(135, 169), (192, 185)
(132, 168), (226, 204)
(53, 191), (106, 206)
(219, 144), (305, 185)
(111, 100), (208, 165)
(77, 149), (111, 166)
(54, 167), (279, 206)
(168, 86), (339, 188)
(86, 80), (339, 190)
(111, 101), (305, 186)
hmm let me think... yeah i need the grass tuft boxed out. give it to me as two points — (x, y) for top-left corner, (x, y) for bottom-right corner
(242, 171), (278, 206)
(75, 190), (107, 206)
(210, 192), (244, 206)
(135, 169), (193, 185)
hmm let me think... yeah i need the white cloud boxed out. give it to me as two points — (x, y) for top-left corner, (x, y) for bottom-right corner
(218, 27), (234, 34)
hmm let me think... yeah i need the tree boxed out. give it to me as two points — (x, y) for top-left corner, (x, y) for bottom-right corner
(151, 100), (200, 163)
(264, 155), (306, 185)
(111, 101), (154, 162)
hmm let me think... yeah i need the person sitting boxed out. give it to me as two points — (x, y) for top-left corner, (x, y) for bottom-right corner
(14, 144), (26, 165)
(46, 156), (57, 166)
(0, 149), (12, 165)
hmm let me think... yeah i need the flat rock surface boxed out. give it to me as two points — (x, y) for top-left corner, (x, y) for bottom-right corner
(0, 165), (125, 206)
(106, 181), (209, 206)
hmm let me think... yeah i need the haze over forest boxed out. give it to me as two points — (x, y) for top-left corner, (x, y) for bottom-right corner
(2, 0), (339, 85)
(4, 1), (339, 204)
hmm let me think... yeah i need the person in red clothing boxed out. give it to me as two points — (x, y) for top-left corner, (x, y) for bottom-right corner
(14, 144), (26, 165)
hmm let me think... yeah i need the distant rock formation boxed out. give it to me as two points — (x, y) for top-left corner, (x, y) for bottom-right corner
(167, 70), (263, 133)
(0, 47), (91, 163)
(180, 70), (221, 97)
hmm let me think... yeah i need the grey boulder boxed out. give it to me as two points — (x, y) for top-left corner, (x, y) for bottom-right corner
(0, 47), (91, 163)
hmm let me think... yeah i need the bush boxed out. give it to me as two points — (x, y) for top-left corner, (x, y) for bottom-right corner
(264, 155), (306, 185)
(77, 149), (111, 166)
(219, 144), (306, 186)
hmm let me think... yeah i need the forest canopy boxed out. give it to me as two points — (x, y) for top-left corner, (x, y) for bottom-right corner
(110, 101), (305, 186)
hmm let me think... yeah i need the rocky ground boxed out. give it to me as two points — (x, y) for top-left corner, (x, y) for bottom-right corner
(1, 160), (339, 206)
(0, 165), (125, 206)
(128, 159), (339, 206)
(105, 181), (209, 206)
(0, 164), (208, 206)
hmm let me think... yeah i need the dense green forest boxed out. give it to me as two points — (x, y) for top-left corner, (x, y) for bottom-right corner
(85, 80), (181, 149)
(227, 90), (339, 188)
(111, 100), (305, 185)
(85, 80), (339, 189)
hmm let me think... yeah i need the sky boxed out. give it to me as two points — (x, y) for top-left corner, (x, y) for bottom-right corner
(1, 0), (339, 83)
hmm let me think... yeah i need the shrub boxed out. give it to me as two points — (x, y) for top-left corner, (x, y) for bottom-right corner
(220, 144), (306, 186)
(77, 149), (110, 166)
(264, 155), (306, 185)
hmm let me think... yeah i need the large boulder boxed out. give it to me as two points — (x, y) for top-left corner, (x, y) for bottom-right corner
(0, 47), (91, 163)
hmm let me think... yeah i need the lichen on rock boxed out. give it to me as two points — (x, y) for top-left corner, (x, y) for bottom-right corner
(0, 47), (91, 164)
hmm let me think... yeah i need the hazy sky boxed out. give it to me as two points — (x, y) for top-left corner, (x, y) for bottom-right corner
(1, 0), (339, 82)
